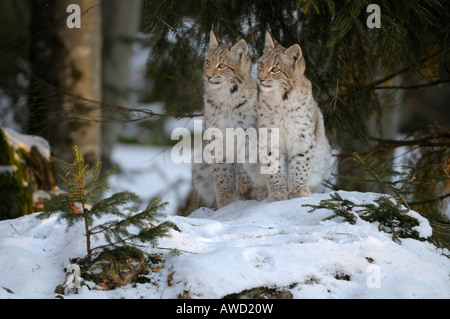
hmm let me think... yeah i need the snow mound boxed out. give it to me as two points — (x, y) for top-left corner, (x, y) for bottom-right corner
(3, 127), (51, 160)
(0, 191), (449, 299)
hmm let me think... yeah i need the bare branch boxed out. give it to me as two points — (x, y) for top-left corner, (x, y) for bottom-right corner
(373, 79), (450, 90)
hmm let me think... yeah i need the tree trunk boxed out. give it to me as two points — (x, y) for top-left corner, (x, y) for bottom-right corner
(0, 128), (55, 220)
(101, 0), (143, 170)
(28, 0), (102, 167)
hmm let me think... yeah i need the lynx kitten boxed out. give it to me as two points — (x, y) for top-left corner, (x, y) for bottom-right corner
(191, 31), (259, 208)
(255, 32), (330, 201)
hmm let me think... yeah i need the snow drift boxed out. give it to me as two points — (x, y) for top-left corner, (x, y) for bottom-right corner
(0, 191), (448, 299)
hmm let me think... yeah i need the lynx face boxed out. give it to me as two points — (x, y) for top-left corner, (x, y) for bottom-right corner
(204, 31), (251, 92)
(257, 32), (306, 97)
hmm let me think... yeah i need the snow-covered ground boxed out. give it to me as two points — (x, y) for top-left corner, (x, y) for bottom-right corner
(0, 143), (449, 299)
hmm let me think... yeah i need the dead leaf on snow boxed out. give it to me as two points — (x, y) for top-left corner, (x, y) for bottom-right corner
(167, 271), (175, 287)
(152, 266), (164, 273)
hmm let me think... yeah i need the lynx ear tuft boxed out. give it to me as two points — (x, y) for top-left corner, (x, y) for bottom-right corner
(209, 31), (219, 50)
(264, 31), (276, 50)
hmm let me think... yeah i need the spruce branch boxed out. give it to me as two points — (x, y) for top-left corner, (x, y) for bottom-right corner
(370, 130), (450, 148)
(351, 152), (411, 211)
(373, 78), (450, 90)
(335, 131), (450, 248)
(304, 192), (423, 244)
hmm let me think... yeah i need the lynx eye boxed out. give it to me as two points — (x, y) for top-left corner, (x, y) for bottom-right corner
(217, 63), (227, 69)
(259, 62), (264, 69)
(271, 66), (280, 73)
(206, 59), (210, 66)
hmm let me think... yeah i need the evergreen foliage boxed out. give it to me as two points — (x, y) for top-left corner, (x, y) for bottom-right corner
(143, 0), (450, 144)
(358, 139), (450, 214)
(38, 145), (178, 258)
(312, 142), (450, 248)
(337, 152), (415, 210)
(304, 192), (422, 244)
(143, 0), (450, 246)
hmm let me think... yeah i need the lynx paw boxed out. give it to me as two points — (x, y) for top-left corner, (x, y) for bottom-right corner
(217, 194), (235, 208)
(268, 190), (288, 202)
(288, 189), (312, 199)
(255, 186), (268, 201)
(233, 190), (244, 202)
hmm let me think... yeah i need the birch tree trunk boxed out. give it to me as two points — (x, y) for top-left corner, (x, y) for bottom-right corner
(28, 0), (102, 167)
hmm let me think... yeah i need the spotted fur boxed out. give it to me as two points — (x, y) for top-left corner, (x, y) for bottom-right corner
(191, 31), (259, 208)
(255, 32), (331, 201)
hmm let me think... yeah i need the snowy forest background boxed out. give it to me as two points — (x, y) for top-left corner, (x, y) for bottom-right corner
(0, 0), (450, 299)
(1, 0), (449, 232)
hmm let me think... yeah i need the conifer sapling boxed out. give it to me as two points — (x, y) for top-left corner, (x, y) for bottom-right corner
(38, 145), (178, 259)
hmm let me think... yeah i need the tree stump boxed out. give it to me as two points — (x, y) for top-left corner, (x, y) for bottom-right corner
(0, 128), (56, 220)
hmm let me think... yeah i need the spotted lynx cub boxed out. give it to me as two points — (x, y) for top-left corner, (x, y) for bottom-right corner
(255, 32), (330, 201)
(191, 31), (259, 208)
